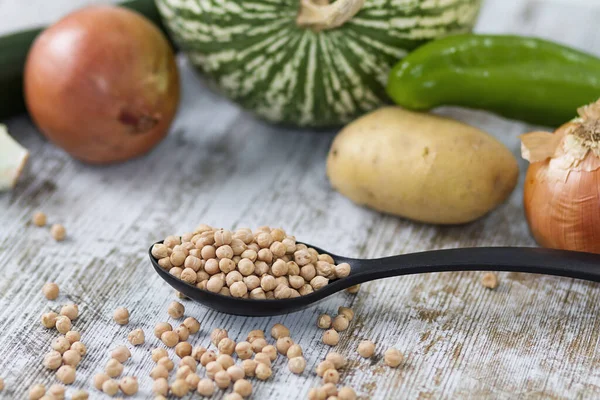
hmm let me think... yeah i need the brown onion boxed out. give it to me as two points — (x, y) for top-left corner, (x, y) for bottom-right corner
(521, 99), (600, 253)
(24, 5), (180, 164)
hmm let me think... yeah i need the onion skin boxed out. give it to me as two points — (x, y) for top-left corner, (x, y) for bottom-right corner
(24, 5), (180, 164)
(524, 128), (600, 254)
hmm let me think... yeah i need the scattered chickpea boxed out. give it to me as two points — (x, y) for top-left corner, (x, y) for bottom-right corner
(157, 357), (174, 371)
(102, 379), (119, 396)
(261, 345), (277, 361)
(43, 351), (63, 370)
(192, 346), (207, 361)
(111, 346), (131, 363)
(322, 383), (337, 397)
(332, 315), (349, 332)
(32, 211), (47, 227)
(51, 336), (71, 354)
(55, 316), (71, 334)
(50, 224), (66, 241)
(71, 341), (86, 356)
(175, 324), (190, 341)
(250, 338), (267, 353)
(276, 337), (294, 355)
(171, 379), (190, 397)
(105, 358), (124, 377)
(175, 341), (192, 358)
(225, 393), (243, 400)
(119, 377), (138, 395)
(62, 349), (81, 367)
(214, 370), (231, 389)
(338, 307), (354, 321)
(215, 354), (234, 370)
(205, 361), (223, 379)
(326, 352), (346, 369)
(384, 348), (404, 367)
(47, 384), (65, 399)
(233, 378), (252, 397)
(211, 328), (228, 347)
(71, 389), (88, 400)
(338, 387), (357, 400)
(113, 307), (129, 325)
(255, 363), (272, 380)
(60, 304), (78, 320)
(42, 283), (59, 300)
(150, 365), (169, 380)
(93, 373), (110, 390)
(322, 330), (339, 346)
(176, 365), (192, 380)
(227, 365), (245, 382)
(185, 373), (200, 388)
(168, 301), (185, 318)
(56, 365), (76, 384)
(41, 312), (58, 328)
(235, 341), (253, 360)
(308, 387), (327, 400)
(128, 328), (145, 346)
(152, 348), (168, 363)
(242, 359), (257, 377)
(357, 340), (375, 358)
(29, 383), (45, 400)
(346, 284), (360, 294)
(481, 272), (499, 289)
(270, 323), (290, 339)
(317, 314), (331, 329)
(152, 378), (169, 396)
(183, 317), (200, 334)
(287, 344), (303, 359)
(65, 330), (80, 344)
(180, 355), (197, 371)
(254, 352), (271, 366)
(316, 360), (335, 377)
(154, 322), (172, 339)
(161, 330), (179, 347)
(200, 350), (217, 366)
(322, 369), (340, 384)
(288, 356), (306, 374)
(197, 378), (215, 396)
(218, 338), (236, 355)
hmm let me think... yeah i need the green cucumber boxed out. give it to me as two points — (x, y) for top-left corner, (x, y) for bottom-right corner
(0, 0), (171, 121)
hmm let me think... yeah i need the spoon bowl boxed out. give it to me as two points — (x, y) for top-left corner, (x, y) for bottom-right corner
(149, 242), (600, 316)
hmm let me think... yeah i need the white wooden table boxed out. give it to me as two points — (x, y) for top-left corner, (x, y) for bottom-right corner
(2, 0), (600, 399)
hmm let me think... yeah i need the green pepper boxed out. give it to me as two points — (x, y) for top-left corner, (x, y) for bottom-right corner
(386, 34), (600, 127)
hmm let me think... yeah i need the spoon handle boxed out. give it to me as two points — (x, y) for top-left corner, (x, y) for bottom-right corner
(350, 247), (600, 283)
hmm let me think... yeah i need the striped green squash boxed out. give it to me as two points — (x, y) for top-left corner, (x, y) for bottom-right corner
(156, 0), (482, 127)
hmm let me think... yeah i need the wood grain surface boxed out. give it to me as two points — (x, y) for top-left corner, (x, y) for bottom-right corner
(1, 0), (600, 399)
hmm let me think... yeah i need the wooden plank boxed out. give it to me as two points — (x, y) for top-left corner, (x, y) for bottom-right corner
(1, 0), (600, 399)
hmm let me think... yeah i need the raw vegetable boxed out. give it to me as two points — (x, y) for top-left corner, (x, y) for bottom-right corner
(387, 34), (600, 127)
(327, 107), (519, 224)
(0, 124), (28, 191)
(156, 0), (482, 127)
(24, 5), (180, 164)
(521, 99), (600, 253)
(0, 0), (173, 121)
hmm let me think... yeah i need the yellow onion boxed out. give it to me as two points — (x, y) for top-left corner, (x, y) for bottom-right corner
(521, 99), (600, 253)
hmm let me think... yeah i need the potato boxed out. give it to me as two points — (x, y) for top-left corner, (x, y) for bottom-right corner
(326, 107), (519, 224)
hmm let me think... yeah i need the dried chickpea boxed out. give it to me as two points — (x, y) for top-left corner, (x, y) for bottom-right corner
(50, 224), (66, 241)
(185, 255), (203, 271)
(64, 330), (80, 344)
(254, 261), (269, 276)
(265, 291), (275, 299)
(233, 378), (252, 397)
(170, 379), (189, 397)
(196, 270), (209, 282)
(230, 281), (248, 298)
(262, 345), (277, 361)
(176, 341), (193, 358)
(56, 365), (76, 384)
(158, 257), (173, 270)
(316, 262), (334, 278)
(308, 388), (327, 400)
(119, 377), (138, 395)
(357, 340), (375, 358)
(154, 322), (172, 339)
(216, 338), (235, 356)
(170, 250), (187, 267)
(29, 383), (45, 400)
(55, 316), (71, 334)
(157, 357), (174, 371)
(48, 384), (65, 399)
(249, 288), (266, 299)
(216, 245), (234, 260)
(128, 328), (145, 346)
(253, 353), (271, 367)
(52, 336), (71, 353)
(384, 348), (404, 367)
(93, 373), (110, 390)
(332, 315), (349, 332)
(161, 330), (179, 347)
(179, 355), (197, 371)
(300, 264), (316, 281)
(289, 275), (304, 289)
(185, 373), (200, 388)
(334, 263), (351, 278)
(311, 276), (329, 290)
(276, 337), (293, 355)
(164, 235), (181, 248)
(59, 304), (78, 320)
(235, 341), (253, 360)
(214, 229), (233, 246)
(168, 301), (185, 319)
(299, 284), (314, 296)
(317, 314), (331, 329)
(214, 370), (231, 389)
(183, 317), (200, 334)
(152, 378), (169, 396)
(227, 365), (245, 382)
(322, 330), (339, 346)
(274, 284), (292, 299)
(481, 272), (499, 289)
(220, 287), (231, 297)
(152, 348), (168, 363)
(113, 307), (129, 325)
(205, 259), (220, 275)
(211, 328), (228, 346)
(152, 243), (169, 259)
(32, 211), (47, 227)
(206, 275), (224, 293)
(150, 365), (169, 380)
(110, 346), (131, 363)
(181, 268), (197, 284)
(238, 259), (255, 277)
(326, 352), (346, 369)
(316, 360), (335, 377)
(70, 341), (86, 356)
(41, 312), (58, 328)
(338, 387), (357, 400)
(43, 351), (62, 370)
(322, 383), (337, 397)
(62, 349), (81, 367)
(271, 323), (290, 339)
(338, 307), (354, 321)
(192, 346), (207, 361)
(225, 393), (243, 400)
(176, 365), (192, 379)
(346, 284), (360, 294)
(255, 363), (272, 380)
(200, 350), (217, 366)
(219, 258), (236, 273)
(260, 275), (277, 292)
(287, 344), (302, 359)
(175, 324), (190, 341)
(323, 369), (340, 384)
(257, 248), (273, 264)
(241, 360), (257, 377)
(169, 267), (183, 279)
(251, 338), (267, 353)
(197, 378), (215, 396)
(216, 354), (235, 369)
(288, 356), (306, 374)
(106, 359), (124, 378)
(42, 283), (59, 300)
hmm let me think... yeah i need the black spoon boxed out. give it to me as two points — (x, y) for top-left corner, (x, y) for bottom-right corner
(149, 243), (600, 317)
